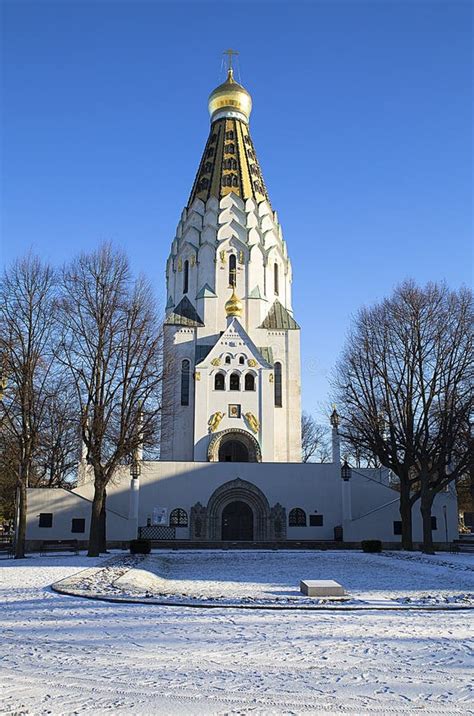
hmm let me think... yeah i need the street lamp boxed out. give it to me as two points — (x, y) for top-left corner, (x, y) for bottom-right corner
(130, 457), (141, 480)
(341, 460), (352, 481)
(330, 405), (340, 429)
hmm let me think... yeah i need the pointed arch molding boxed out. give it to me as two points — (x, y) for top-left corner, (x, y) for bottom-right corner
(207, 428), (262, 463)
(204, 478), (286, 541)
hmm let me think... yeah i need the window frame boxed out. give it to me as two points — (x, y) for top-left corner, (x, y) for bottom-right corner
(180, 359), (191, 406)
(214, 372), (225, 391)
(288, 508), (307, 527)
(71, 518), (86, 533)
(244, 373), (255, 391)
(229, 254), (237, 287)
(38, 513), (53, 528)
(274, 262), (279, 295)
(183, 259), (189, 294)
(274, 362), (282, 407)
(169, 508), (188, 527)
(229, 372), (240, 391)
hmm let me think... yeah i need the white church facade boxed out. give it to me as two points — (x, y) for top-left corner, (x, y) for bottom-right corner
(25, 61), (458, 548)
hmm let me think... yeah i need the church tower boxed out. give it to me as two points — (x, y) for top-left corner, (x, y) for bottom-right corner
(161, 56), (302, 463)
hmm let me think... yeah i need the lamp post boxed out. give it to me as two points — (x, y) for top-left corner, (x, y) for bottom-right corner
(341, 459), (352, 481)
(330, 406), (340, 430)
(443, 504), (448, 549)
(0, 373), (15, 549)
(340, 459), (352, 524)
(330, 406), (341, 463)
(129, 450), (141, 540)
(130, 456), (141, 480)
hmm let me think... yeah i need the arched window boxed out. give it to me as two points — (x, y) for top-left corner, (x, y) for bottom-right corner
(225, 355), (231, 365)
(274, 262), (279, 295)
(181, 360), (190, 406)
(229, 254), (236, 287)
(232, 175), (239, 187)
(239, 356), (245, 365)
(183, 260), (189, 294)
(170, 508), (188, 527)
(245, 373), (255, 391)
(230, 372), (240, 391)
(214, 372), (225, 391)
(274, 362), (282, 407)
(289, 508), (306, 527)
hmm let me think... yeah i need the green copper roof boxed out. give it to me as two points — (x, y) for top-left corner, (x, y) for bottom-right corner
(196, 283), (217, 299)
(165, 296), (204, 327)
(248, 285), (264, 299)
(258, 347), (274, 365)
(260, 299), (300, 330)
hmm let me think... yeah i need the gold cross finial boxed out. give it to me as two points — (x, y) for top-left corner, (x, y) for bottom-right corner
(223, 48), (239, 71)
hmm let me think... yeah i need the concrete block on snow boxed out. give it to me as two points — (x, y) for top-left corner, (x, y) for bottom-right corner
(300, 579), (345, 597)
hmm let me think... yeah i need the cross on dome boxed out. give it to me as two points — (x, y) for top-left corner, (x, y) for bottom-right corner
(223, 48), (239, 71)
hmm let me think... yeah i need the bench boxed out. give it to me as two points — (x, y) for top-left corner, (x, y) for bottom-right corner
(0, 539), (14, 557)
(40, 539), (79, 555)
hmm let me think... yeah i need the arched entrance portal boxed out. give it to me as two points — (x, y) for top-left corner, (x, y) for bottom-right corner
(190, 479), (288, 542)
(221, 500), (254, 540)
(218, 439), (249, 462)
(208, 429), (262, 462)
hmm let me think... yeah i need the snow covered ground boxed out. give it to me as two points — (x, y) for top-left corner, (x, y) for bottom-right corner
(1, 551), (473, 715)
(52, 549), (474, 607)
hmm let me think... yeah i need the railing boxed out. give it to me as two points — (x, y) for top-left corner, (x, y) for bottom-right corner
(138, 525), (176, 540)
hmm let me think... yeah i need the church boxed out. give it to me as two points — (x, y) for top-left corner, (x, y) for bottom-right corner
(25, 58), (458, 548)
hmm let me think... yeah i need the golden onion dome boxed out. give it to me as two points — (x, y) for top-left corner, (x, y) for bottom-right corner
(225, 288), (243, 318)
(208, 68), (252, 124)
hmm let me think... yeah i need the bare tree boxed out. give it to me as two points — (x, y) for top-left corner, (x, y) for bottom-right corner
(0, 427), (19, 528)
(333, 280), (473, 552)
(56, 244), (164, 557)
(0, 255), (57, 558)
(0, 386), (78, 531)
(34, 378), (79, 488)
(301, 412), (330, 462)
(339, 438), (381, 468)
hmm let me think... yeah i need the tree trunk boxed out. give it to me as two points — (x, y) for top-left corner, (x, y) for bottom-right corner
(399, 481), (413, 550)
(420, 486), (435, 554)
(14, 478), (27, 559)
(99, 489), (107, 553)
(88, 481), (106, 557)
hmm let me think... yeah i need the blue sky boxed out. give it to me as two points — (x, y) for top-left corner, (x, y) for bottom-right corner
(1, 0), (472, 419)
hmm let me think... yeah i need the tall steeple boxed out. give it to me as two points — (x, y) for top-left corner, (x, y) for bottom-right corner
(161, 55), (302, 465)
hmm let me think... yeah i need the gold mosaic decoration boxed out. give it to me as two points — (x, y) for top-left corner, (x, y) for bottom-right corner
(188, 116), (271, 207)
